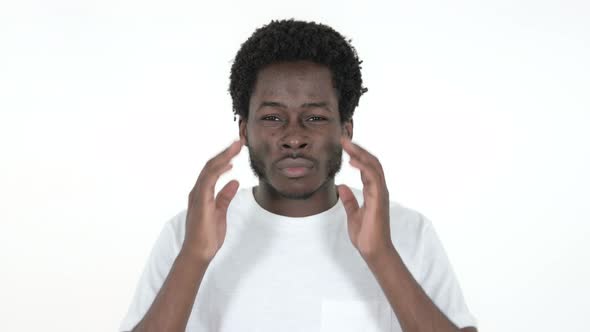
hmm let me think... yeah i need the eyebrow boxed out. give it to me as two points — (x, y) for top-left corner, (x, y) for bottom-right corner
(257, 101), (332, 112)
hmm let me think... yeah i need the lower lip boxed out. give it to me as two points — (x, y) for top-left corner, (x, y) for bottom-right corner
(279, 167), (312, 178)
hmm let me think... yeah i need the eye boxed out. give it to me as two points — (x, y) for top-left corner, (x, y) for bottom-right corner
(261, 115), (281, 121)
(307, 116), (327, 122)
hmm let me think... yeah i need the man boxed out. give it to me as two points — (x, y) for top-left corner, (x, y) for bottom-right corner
(120, 19), (478, 332)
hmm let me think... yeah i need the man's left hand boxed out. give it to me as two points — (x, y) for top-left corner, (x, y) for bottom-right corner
(338, 137), (394, 262)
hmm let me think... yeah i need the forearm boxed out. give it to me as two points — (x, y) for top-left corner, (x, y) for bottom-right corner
(132, 250), (209, 332)
(365, 247), (460, 332)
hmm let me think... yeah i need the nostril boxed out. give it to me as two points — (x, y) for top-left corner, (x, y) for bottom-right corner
(283, 143), (307, 149)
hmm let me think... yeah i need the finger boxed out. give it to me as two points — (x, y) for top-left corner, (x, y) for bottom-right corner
(342, 138), (386, 180)
(340, 137), (368, 163)
(341, 137), (384, 176)
(195, 140), (242, 194)
(215, 179), (240, 216)
(338, 184), (360, 219)
(349, 157), (392, 211)
(348, 156), (382, 193)
(202, 162), (236, 201)
(206, 139), (243, 170)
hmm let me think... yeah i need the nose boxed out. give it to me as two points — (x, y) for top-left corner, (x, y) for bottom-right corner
(281, 138), (308, 151)
(279, 123), (309, 153)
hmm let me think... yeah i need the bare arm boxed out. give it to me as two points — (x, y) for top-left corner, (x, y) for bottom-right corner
(366, 248), (477, 332)
(130, 140), (243, 332)
(339, 138), (477, 332)
(131, 251), (209, 331)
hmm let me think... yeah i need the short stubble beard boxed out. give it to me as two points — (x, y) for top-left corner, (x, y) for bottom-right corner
(247, 141), (343, 200)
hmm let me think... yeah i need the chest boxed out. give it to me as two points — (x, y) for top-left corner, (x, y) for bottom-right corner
(190, 223), (396, 331)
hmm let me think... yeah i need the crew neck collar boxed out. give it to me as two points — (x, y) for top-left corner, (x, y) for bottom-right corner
(244, 186), (345, 229)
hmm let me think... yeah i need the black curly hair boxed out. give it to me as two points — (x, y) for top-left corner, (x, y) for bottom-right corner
(229, 19), (368, 123)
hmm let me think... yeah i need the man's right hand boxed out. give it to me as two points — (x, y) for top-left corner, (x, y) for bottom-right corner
(181, 139), (243, 264)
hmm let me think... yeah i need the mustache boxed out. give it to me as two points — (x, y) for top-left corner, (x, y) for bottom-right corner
(274, 152), (317, 165)
(271, 143), (343, 166)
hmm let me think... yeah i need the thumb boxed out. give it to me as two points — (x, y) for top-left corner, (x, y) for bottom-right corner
(337, 184), (359, 219)
(215, 180), (240, 215)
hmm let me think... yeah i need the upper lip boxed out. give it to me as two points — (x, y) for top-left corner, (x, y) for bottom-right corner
(275, 158), (314, 169)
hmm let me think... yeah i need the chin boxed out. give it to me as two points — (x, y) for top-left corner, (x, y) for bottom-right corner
(266, 174), (329, 200)
(275, 185), (317, 200)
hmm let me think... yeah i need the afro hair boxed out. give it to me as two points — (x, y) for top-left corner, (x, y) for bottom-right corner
(229, 19), (368, 123)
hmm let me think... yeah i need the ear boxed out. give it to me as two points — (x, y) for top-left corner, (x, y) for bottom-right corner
(342, 119), (353, 140)
(239, 117), (248, 146)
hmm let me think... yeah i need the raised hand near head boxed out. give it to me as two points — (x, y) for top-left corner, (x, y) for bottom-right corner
(182, 139), (243, 264)
(338, 137), (394, 262)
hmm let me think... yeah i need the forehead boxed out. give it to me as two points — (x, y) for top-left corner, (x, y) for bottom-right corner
(251, 61), (336, 102)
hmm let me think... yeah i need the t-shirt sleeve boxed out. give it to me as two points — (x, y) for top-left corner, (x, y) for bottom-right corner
(118, 211), (185, 332)
(416, 214), (478, 329)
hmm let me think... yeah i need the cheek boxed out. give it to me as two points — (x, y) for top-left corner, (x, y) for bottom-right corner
(249, 128), (277, 148)
(249, 135), (274, 160)
(318, 140), (343, 164)
(322, 136), (342, 152)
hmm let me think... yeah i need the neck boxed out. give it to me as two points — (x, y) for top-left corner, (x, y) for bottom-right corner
(253, 180), (339, 217)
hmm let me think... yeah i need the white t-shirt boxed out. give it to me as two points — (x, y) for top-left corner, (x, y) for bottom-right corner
(119, 187), (477, 331)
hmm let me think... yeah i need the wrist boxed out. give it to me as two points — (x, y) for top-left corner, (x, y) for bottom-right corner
(362, 241), (396, 267)
(179, 245), (214, 266)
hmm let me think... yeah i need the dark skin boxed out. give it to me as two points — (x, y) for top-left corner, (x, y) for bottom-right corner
(131, 60), (477, 332)
(239, 61), (351, 217)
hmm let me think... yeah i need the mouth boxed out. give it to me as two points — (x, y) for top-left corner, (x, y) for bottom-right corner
(278, 166), (313, 178)
(275, 157), (315, 179)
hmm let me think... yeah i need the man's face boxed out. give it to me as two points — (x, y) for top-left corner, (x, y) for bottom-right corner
(240, 61), (352, 200)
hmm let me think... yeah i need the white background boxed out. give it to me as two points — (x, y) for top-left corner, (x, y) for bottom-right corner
(1, 0), (588, 331)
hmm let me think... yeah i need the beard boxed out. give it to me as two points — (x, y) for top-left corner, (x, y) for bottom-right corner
(247, 142), (342, 200)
